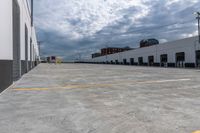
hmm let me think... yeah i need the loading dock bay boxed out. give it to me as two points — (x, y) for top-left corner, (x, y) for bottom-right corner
(91, 50), (200, 68)
(0, 63), (200, 133)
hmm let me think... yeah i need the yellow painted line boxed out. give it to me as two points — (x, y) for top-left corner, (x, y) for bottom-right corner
(13, 88), (49, 91)
(192, 131), (200, 133)
(13, 78), (191, 91)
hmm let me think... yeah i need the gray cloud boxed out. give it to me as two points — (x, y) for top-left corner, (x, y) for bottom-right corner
(33, 0), (200, 61)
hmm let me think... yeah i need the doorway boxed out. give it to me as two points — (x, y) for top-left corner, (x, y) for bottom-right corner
(160, 54), (168, 67)
(176, 52), (185, 68)
(138, 57), (143, 65)
(115, 60), (119, 64)
(13, 0), (21, 81)
(196, 50), (200, 68)
(123, 59), (127, 65)
(130, 58), (134, 65)
(148, 56), (154, 66)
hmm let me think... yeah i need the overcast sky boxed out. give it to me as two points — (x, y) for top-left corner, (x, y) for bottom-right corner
(32, 0), (200, 61)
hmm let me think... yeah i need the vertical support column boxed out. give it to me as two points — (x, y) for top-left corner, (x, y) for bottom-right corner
(198, 16), (200, 44)
(12, 0), (21, 81)
(31, 0), (33, 27)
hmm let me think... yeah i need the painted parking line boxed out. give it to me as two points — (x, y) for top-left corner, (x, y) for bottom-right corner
(13, 88), (49, 91)
(13, 84), (112, 91)
(13, 78), (191, 91)
(192, 131), (200, 133)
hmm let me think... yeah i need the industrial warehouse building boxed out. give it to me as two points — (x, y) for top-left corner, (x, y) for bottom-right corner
(0, 0), (39, 92)
(87, 36), (200, 68)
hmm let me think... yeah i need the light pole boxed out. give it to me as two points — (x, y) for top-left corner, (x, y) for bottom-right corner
(194, 12), (200, 44)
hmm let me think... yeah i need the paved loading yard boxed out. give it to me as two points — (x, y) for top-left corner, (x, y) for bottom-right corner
(0, 64), (200, 133)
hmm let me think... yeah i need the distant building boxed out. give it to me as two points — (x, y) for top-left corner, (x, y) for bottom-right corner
(140, 39), (159, 48)
(87, 36), (200, 68)
(47, 56), (57, 63)
(92, 53), (101, 58)
(45, 56), (63, 64)
(101, 47), (133, 56)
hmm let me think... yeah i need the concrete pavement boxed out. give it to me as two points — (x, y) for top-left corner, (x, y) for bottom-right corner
(0, 64), (200, 133)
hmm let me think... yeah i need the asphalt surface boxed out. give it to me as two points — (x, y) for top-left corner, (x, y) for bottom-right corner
(0, 63), (200, 133)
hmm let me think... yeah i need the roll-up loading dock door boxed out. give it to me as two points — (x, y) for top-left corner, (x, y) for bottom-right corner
(13, 0), (21, 81)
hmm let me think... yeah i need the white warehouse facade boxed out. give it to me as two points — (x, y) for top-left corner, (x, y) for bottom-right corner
(87, 36), (200, 68)
(0, 0), (39, 92)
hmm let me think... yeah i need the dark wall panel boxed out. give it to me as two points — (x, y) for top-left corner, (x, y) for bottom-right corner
(21, 60), (26, 75)
(0, 60), (13, 93)
(185, 63), (195, 68)
(168, 63), (176, 67)
(28, 61), (32, 70)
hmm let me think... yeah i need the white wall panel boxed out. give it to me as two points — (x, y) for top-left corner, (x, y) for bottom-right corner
(0, 0), (13, 60)
(0, 0), (39, 61)
(89, 36), (200, 65)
